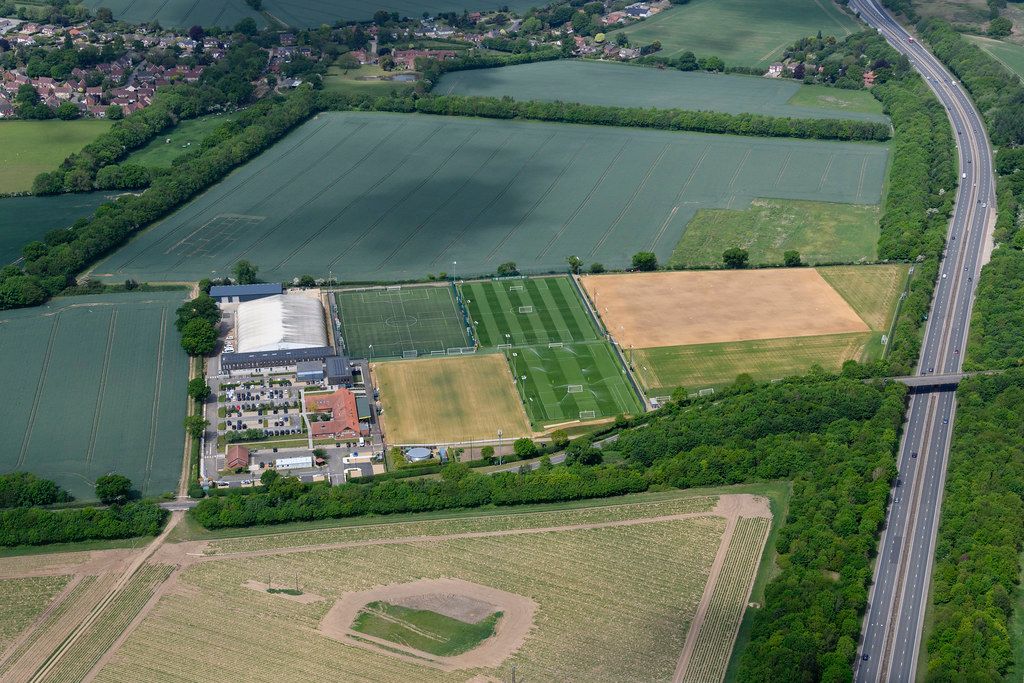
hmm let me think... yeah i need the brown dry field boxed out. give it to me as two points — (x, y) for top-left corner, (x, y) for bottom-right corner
(372, 354), (531, 444)
(580, 270), (869, 348)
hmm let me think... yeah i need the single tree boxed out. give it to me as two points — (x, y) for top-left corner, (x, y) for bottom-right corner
(187, 377), (211, 401)
(512, 437), (537, 459)
(631, 251), (658, 271)
(496, 261), (519, 277)
(95, 474), (132, 505)
(589, 262), (606, 274)
(55, 101), (80, 120)
(783, 250), (802, 267)
(232, 260), (258, 285)
(722, 247), (749, 269)
(567, 255), (583, 274)
(180, 318), (217, 356)
(550, 429), (570, 449)
(105, 104), (123, 120)
(260, 469), (280, 487)
(480, 445), (496, 463)
(183, 414), (209, 439)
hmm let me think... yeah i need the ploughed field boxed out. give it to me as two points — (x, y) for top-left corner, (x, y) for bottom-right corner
(0, 292), (189, 500)
(95, 112), (888, 284)
(436, 61), (888, 122)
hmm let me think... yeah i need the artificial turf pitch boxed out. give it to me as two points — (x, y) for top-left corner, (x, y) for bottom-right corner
(463, 277), (641, 425)
(95, 112), (888, 284)
(0, 292), (188, 500)
(335, 285), (470, 360)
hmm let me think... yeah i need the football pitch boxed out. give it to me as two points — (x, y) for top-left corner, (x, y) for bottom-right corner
(335, 285), (470, 360)
(0, 292), (188, 500)
(507, 342), (642, 425)
(436, 61), (887, 122)
(464, 277), (641, 425)
(607, 0), (862, 67)
(461, 277), (600, 347)
(95, 112), (888, 284)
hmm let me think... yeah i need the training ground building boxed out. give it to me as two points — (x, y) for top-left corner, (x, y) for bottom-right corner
(215, 285), (354, 385)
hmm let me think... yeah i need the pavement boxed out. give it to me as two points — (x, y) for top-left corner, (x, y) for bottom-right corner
(848, 2), (995, 681)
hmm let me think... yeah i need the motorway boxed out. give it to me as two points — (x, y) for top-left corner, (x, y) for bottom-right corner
(848, 1), (996, 681)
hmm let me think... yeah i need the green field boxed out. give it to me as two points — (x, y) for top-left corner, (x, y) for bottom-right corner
(96, 112), (888, 284)
(670, 198), (882, 267)
(607, 0), (862, 67)
(352, 601), (501, 656)
(634, 332), (879, 394)
(0, 292), (189, 500)
(436, 61), (887, 121)
(0, 120), (112, 193)
(0, 192), (116, 265)
(461, 277), (600, 347)
(324, 65), (417, 97)
(334, 285), (470, 359)
(508, 342), (642, 424)
(80, 0), (534, 27)
(462, 277), (640, 424)
(784, 84), (888, 114)
(967, 35), (1024, 81)
(125, 112), (243, 168)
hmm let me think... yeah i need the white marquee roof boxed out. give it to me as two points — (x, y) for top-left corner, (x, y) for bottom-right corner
(236, 295), (327, 353)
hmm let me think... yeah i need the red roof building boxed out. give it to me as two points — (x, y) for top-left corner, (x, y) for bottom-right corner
(226, 445), (250, 470)
(304, 388), (364, 440)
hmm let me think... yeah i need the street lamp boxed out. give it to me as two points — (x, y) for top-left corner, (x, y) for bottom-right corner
(497, 429), (503, 465)
(452, 260), (457, 282)
(368, 344), (373, 362)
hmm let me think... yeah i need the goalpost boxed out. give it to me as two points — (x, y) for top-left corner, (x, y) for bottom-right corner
(402, 350), (418, 359)
(566, 384), (584, 394)
(518, 305), (534, 314)
(579, 410), (596, 420)
(509, 284), (524, 291)
(548, 342), (564, 349)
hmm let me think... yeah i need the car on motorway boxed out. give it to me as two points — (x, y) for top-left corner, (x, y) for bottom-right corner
(943, 417), (949, 424)
(912, 451), (918, 459)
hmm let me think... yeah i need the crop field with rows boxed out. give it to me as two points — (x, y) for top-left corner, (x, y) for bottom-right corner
(680, 517), (771, 683)
(0, 193), (116, 266)
(0, 576), (71, 652)
(203, 493), (721, 554)
(0, 292), (189, 499)
(35, 564), (173, 683)
(95, 112), (888, 284)
(436, 61), (888, 121)
(94, 511), (756, 682)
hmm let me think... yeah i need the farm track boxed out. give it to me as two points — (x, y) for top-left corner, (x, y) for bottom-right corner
(24, 513), (182, 683)
(84, 310), (117, 465)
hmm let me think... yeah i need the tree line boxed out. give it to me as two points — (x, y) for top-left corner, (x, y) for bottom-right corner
(925, 370), (1024, 678)
(0, 502), (166, 547)
(965, 142), (1024, 369)
(918, 19), (1024, 146)
(190, 375), (907, 681)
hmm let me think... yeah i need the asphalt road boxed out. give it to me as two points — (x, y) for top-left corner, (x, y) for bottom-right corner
(848, 1), (995, 681)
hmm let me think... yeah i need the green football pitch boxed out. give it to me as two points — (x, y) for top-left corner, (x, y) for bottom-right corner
(463, 277), (641, 424)
(335, 285), (470, 360)
(461, 277), (600, 347)
(436, 61), (887, 122)
(96, 112), (888, 284)
(80, 0), (534, 27)
(607, 0), (862, 68)
(506, 342), (642, 425)
(0, 292), (189, 500)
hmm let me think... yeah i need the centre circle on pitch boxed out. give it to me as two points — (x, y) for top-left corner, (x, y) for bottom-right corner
(384, 315), (418, 328)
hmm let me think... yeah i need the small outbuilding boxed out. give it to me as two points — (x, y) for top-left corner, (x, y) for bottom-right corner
(226, 445), (250, 470)
(275, 455), (313, 470)
(326, 355), (353, 386)
(406, 447), (432, 462)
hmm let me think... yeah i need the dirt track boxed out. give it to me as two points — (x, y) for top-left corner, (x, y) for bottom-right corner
(580, 270), (868, 348)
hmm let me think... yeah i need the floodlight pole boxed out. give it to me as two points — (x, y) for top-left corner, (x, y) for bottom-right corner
(368, 344), (373, 362)
(452, 260), (457, 282)
(497, 429), (503, 465)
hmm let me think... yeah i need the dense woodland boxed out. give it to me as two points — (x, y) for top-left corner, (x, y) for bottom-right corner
(926, 370), (1024, 679)
(193, 377), (906, 681)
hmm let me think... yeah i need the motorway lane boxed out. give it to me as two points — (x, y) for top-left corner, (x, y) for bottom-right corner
(849, 0), (995, 681)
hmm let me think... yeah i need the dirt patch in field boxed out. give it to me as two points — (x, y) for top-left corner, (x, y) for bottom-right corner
(320, 578), (536, 671)
(242, 580), (325, 604)
(579, 270), (868, 348)
(391, 591), (497, 623)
